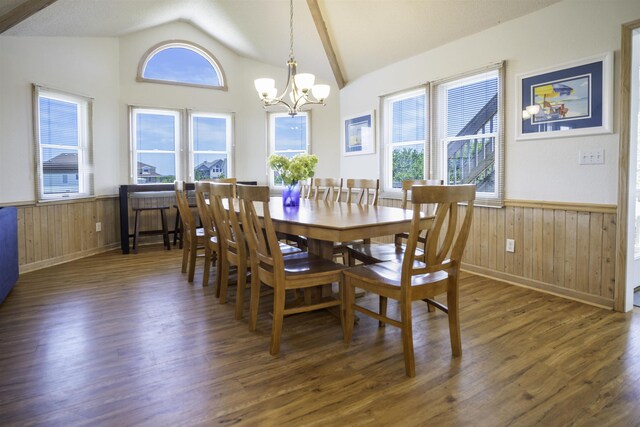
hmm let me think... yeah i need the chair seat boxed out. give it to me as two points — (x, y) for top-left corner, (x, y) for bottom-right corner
(346, 242), (424, 264)
(282, 252), (347, 277)
(343, 261), (448, 289)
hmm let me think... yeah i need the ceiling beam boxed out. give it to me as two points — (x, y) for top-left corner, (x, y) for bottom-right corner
(0, 0), (59, 34)
(306, 0), (346, 89)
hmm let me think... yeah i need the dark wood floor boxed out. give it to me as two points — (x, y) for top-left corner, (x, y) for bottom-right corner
(1, 246), (639, 425)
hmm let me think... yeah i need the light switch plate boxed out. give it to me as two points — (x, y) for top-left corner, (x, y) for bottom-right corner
(506, 239), (515, 253)
(579, 149), (604, 165)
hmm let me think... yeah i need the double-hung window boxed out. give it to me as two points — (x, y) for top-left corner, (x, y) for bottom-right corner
(129, 108), (234, 183)
(130, 108), (181, 184)
(34, 85), (93, 201)
(433, 63), (504, 206)
(382, 88), (427, 191)
(189, 112), (233, 181)
(268, 112), (310, 186)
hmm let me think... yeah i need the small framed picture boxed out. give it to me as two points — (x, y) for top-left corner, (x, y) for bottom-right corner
(516, 52), (612, 140)
(343, 111), (375, 156)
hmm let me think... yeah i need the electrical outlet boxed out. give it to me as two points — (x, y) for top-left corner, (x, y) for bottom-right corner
(506, 238), (515, 253)
(96, 222), (102, 232)
(579, 149), (604, 165)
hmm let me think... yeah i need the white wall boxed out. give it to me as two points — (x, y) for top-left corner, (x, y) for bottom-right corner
(340, 0), (640, 205)
(0, 36), (120, 203)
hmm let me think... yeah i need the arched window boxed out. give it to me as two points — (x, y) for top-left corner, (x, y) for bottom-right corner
(137, 41), (227, 90)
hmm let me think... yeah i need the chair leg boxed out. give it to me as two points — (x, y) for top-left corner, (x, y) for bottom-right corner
(133, 210), (141, 254)
(219, 257), (230, 304)
(447, 278), (462, 357)
(187, 237), (197, 283)
(248, 262), (260, 332)
(235, 261), (247, 320)
(202, 245), (212, 287)
(173, 209), (180, 246)
(160, 209), (170, 250)
(270, 286), (286, 356)
(400, 297), (415, 377)
(343, 276), (355, 344)
(181, 236), (189, 274)
(214, 250), (223, 296)
(379, 296), (388, 327)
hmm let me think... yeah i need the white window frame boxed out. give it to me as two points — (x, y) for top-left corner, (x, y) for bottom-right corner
(33, 85), (93, 202)
(381, 87), (428, 193)
(432, 64), (504, 207)
(130, 107), (182, 184)
(188, 111), (234, 181)
(267, 111), (311, 187)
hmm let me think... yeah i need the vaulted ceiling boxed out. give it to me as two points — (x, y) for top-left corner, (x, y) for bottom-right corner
(1, 0), (560, 85)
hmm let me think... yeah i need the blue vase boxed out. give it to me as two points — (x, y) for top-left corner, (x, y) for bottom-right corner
(282, 182), (301, 207)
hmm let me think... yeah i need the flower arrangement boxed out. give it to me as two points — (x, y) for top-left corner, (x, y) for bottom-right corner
(267, 153), (318, 187)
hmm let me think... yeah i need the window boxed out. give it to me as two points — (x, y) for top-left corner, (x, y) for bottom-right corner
(130, 108), (181, 184)
(138, 41), (226, 90)
(433, 63), (504, 206)
(268, 112), (310, 186)
(34, 85), (93, 201)
(129, 108), (234, 184)
(189, 112), (233, 181)
(382, 88), (427, 191)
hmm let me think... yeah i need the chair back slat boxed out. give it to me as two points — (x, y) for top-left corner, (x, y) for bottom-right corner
(346, 178), (379, 206)
(313, 178), (342, 202)
(208, 177), (237, 198)
(300, 179), (312, 199)
(401, 185), (475, 282)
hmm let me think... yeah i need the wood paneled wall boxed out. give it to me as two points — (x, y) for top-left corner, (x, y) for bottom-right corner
(13, 197), (121, 273)
(10, 192), (183, 274)
(379, 197), (616, 308)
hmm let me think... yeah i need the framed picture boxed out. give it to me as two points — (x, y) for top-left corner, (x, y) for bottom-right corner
(343, 111), (375, 155)
(516, 52), (612, 140)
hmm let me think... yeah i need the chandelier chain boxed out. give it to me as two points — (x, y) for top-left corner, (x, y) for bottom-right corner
(289, 0), (294, 59)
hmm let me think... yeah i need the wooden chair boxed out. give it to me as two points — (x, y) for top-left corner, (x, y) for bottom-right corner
(343, 184), (476, 377)
(312, 178), (342, 202)
(194, 181), (222, 289)
(300, 179), (312, 199)
(175, 181), (206, 283)
(208, 182), (249, 319)
(238, 184), (347, 355)
(347, 179), (442, 265)
(345, 178), (379, 206)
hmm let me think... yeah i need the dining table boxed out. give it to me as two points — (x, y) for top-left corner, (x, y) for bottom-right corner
(255, 196), (430, 260)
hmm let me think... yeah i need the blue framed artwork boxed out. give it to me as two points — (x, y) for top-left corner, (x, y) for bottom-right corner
(343, 111), (375, 155)
(516, 52), (612, 140)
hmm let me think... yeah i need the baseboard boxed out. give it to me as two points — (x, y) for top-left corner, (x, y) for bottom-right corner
(461, 263), (614, 310)
(19, 243), (121, 274)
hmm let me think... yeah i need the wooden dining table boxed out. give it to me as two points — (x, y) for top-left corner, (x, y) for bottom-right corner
(258, 196), (429, 259)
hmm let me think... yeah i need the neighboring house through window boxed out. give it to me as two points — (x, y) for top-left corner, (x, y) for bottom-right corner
(34, 85), (93, 201)
(190, 112), (233, 181)
(268, 112), (310, 186)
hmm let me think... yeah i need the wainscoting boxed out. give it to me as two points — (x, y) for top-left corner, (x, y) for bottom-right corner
(379, 197), (617, 308)
(8, 193), (617, 309)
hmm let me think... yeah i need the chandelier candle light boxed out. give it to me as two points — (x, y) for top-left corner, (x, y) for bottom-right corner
(254, 0), (330, 116)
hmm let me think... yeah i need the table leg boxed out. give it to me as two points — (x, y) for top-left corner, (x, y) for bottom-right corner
(306, 238), (338, 299)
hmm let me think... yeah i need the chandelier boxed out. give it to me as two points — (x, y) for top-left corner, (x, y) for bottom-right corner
(254, 0), (330, 116)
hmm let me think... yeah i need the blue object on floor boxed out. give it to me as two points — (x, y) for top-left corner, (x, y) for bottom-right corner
(0, 207), (19, 305)
(634, 288), (640, 308)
